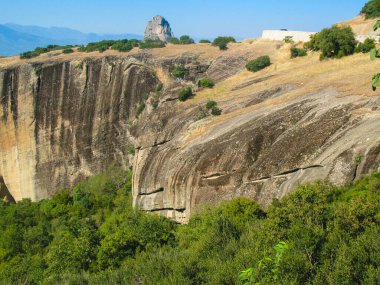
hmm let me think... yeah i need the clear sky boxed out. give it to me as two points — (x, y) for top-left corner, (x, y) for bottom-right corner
(0, 0), (369, 38)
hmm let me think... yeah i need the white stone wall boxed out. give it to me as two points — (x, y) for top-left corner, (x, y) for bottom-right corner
(262, 30), (316, 42)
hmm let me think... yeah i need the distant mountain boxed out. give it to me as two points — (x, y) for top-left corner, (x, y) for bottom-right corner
(0, 23), (143, 56)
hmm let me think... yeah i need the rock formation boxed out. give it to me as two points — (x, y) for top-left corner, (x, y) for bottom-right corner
(144, 15), (173, 43)
(0, 40), (380, 223)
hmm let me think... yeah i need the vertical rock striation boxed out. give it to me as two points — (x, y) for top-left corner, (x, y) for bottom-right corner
(0, 57), (159, 201)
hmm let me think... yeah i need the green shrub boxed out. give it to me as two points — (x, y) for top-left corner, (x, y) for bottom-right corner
(179, 35), (195, 44)
(355, 38), (376, 53)
(246, 56), (271, 72)
(198, 77), (215, 88)
(199, 39), (211, 43)
(169, 37), (180, 44)
(212, 36), (236, 51)
(210, 106), (222, 116)
(304, 25), (357, 59)
(206, 101), (217, 110)
(20, 45), (77, 59)
(62, 48), (74, 54)
(361, 0), (380, 19)
(178, 87), (193, 101)
(290, 47), (307, 58)
(170, 66), (189, 79)
(284, 36), (294, 43)
(139, 40), (166, 49)
(111, 40), (134, 52)
(136, 102), (145, 117)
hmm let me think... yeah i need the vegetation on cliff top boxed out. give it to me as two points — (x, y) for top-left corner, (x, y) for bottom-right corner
(361, 0), (380, 19)
(0, 169), (380, 284)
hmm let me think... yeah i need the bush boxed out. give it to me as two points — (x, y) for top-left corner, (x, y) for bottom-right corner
(290, 47), (307, 58)
(178, 87), (193, 101)
(169, 37), (180, 44)
(304, 25), (357, 59)
(170, 66), (189, 79)
(206, 101), (217, 110)
(246, 56), (271, 72)
(198, 78), (215, 88)
(179, 35), (195, 44)
(210, 106), (222, 116)
(111, 40), (134, 52)
(284, 36), (294, 43)
(62, 48), (74, 54)
(199, 39), (211, 43)
(138, 40), (166, 49)
(212, 36), (236, 50)
(361, 0), (380, 19)
(20, 45), (77, 59)
(204, 101), (222, 116)
(355, 38), (376, 53)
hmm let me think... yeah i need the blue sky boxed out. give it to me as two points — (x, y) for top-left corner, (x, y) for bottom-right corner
(0, 0), (369, 38)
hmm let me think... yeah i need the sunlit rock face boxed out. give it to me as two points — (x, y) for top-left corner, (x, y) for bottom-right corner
(144, 15), (174, 43)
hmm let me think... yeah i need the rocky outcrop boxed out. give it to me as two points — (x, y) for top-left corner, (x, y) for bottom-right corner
(0, 57), (159, 201)
(1, 42), (380, 224)
(144, 16), (174, 43)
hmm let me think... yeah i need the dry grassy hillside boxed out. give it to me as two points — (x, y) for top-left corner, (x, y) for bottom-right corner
(339, 15), (380, 35)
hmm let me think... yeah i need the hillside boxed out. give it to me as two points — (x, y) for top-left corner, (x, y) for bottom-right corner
(0, 39), (379, 222)
(339, 15), (380, 35)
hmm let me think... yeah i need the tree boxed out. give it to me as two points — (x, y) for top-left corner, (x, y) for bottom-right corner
(370, 20), (380, 90)
(178, 87), (193, 101)
(212, 36), (236, 50)
(179, 35), (195, 44)
(304, 25), (357, 60)
(361, 0), (380, 19)
(356, 38), (376, 53)
(198, 78), (215, 88)
(169, 37), (180, 44)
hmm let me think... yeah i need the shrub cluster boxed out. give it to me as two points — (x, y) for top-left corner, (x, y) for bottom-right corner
(170, 65), (189, 79)
(355, 38), (376, 53)
(304, 25), (357, 60)
(199, 39), (211, 43)
(290, 47), (307, 58)
(178, 87), (193, 101)
(198, 77), (215, 88)
(361, 0), (380, 19)
(138, 39), (166, 49)
(1, 171), (380, 284)
(206, 100), (222, 115)
(212, 36), (236, 50)
(170, 35), (195, 45)
(246, 56), (271, 72)
(20, 45), (76, 59)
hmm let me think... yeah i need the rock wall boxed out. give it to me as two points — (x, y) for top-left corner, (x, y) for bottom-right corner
(0, 57), (159, 201)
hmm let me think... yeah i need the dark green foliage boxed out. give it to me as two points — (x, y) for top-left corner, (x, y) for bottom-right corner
(304, 25), (357, 60)
(139, 39), (166, 49)
(78, 40), (116, 52)
(246, 55), (271, 72)
(178, 87), (193, 101)
(169, 37), (180, 44)
(284, 36), (294, 43)
(62, 48), (74, 54)
(361, 0), (380, 19)
(198, 77), (215, 88)
(206, 101), (217, 110)
(136, 102), (145, 117)
(20, 45), (76, 59)
(212, 36), (236, 50)
(0, 168), (175, 284)
(290, 47), (307, 58)
(179, 35), (195, 44)
(199, 39), (211, 43)
(210, 106), (222, 116)
(170, 65), (189, 79)
(2, 172), (380, 284)
(355, 38), (376, 53)
(111, 40), (134, 52)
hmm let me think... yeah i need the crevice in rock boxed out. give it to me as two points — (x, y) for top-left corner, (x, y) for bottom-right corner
(147, 207), (186, 213)
(139, 187), (164, 196)
(274, 165), (323, 177)
(139, 139), (171, 150)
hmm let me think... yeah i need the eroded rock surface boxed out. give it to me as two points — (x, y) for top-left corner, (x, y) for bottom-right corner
(1, 42), (380, 223)
(144, 16), (174, 43)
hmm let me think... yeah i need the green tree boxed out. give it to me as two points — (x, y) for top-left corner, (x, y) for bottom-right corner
(361, 0), (380, 19)
(304, 25), (357, 59)
(179, 35), (195, 44)
(178, 87), (193, 101)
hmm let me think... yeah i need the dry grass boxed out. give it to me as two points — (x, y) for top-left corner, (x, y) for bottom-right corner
(338, 15), (379, 35)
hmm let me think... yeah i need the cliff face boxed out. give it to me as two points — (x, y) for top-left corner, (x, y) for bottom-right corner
(1, 41), (380, 223)
(0, 57), (159, 201)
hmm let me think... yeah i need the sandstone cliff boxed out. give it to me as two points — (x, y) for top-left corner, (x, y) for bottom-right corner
(144, 16), (173, 43)
(1, 40), (380, 223)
